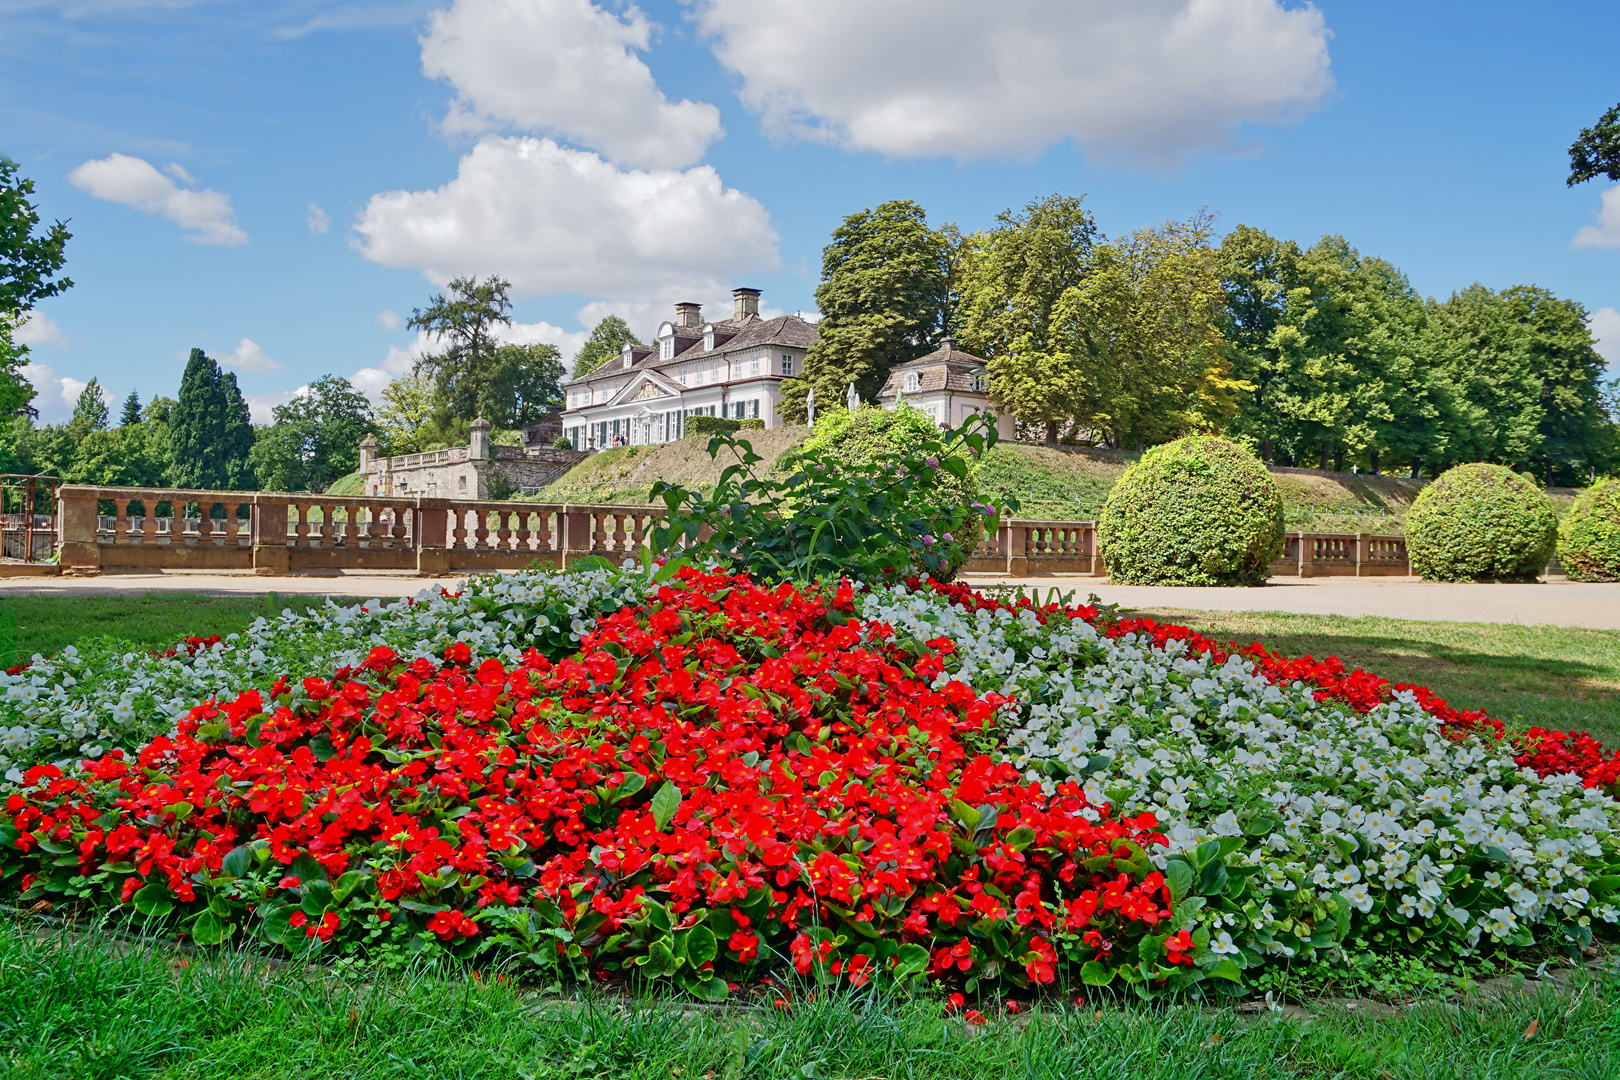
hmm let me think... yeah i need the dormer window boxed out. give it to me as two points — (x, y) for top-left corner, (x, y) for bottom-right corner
(903, 371), (921, 394)
(660, 338), (673, 360)
(974, 374), (990, 393)
(623, 354), (633, 369)
(702, 323), (715, 352)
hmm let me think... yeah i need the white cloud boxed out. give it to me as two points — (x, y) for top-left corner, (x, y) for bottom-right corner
(1590, 306), (1620, 368)
(1573, 185), (1620, 250)
(14, 311), (65, 348)
(352, 135), (778, 301)
(68, 153), (248, 245)
(222, 338), (284, 373)
(691, 0), (1334, 164)
(421, 0), (722, 168)
(307, 202), (331, 234)
(376, 308), (401, 331)
(245, 389), (305, 425)
(20, 362), (88, 424)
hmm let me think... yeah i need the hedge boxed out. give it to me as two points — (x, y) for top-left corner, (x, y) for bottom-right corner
(1405, 463), (1556, 582)
(1557, 478), (1620, 582)
(686, 416), (764, 439)
(1097, 436), (1284, 586)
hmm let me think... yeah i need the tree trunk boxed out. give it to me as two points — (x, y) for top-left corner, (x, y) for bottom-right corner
(1369, 449), (1380, 475)
(1262, 438), (1274, 465)
(1410, 457), (1421, 479)
(1044, 419), (1058, 446)
(1134, 429), (1144, 454)
(1319, 442), (1330, 471)
(1333, 448), (1345, 472)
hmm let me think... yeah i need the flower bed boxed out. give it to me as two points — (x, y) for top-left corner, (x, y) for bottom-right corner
(1, 567), (1618, 999)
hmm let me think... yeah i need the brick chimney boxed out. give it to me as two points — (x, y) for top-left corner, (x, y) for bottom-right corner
(732, 287), (761, 321)
(939, 337), (956, 355)
(674, 301), (702, 328)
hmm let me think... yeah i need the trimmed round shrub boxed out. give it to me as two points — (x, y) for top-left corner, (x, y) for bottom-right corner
(1405, 463), (1556, 582)
(1558, 478), (1620, 582)
(1097, 436), (1284, 586)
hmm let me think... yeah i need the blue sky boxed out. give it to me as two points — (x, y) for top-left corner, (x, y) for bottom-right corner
(3, 0), (1617, 424)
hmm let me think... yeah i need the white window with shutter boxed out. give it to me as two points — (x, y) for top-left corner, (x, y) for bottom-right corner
(781, 353), (794, 376)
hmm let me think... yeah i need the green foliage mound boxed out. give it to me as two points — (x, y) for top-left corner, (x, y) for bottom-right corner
(1405, 464), (1556, 582)
(1098, 436), (1284, 586)
(801, 405), (984, 574)
(1558, 478), (1620, 582)
(684, 416), (763, 439)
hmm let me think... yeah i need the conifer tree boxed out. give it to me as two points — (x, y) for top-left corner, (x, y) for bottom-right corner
(119, 389), (141, 426)
(219, 371), (256, 489)
(169, 348), (228, 489)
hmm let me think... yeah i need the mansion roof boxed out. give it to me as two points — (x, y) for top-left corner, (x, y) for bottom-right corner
(874, 338), (989, 398)
(566, 310), (817, 387)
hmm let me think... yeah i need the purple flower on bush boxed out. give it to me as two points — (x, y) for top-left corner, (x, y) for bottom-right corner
(942, 533), (953, 543)
(922, 534), (935, 547)
(925, 457), (939, 469)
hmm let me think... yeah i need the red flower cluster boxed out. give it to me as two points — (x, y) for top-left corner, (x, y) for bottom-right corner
(1512, 728), (1620, 795)
(0, 569), (1181, 998)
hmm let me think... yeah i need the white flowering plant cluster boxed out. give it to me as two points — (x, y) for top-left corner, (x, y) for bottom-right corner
(0, 563), (659, 783)
(858, 583), (1620, 992)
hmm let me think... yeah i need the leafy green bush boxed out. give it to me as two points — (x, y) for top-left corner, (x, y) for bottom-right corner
(1097, 436), (1284, 586)
(551, 436), (574, 450)
(651, 415), (1015, 584)
(685, 416), (763, 439)
(1557, 478), (1620, 582)
(798, 404), (985, 574)
(1406, 464), (1556, 582)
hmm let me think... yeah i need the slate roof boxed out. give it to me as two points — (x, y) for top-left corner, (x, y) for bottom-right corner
(874, 339), (990, 399)
(566, 312), (818, 386)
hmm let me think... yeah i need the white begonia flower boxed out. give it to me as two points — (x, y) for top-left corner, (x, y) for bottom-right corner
(1210, 932), (1241, 956)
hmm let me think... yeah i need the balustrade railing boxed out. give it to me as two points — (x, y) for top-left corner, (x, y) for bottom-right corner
(47, 484), (1423, 580)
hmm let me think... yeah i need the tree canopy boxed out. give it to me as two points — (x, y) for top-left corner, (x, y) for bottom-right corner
(168, 349), (255, 490)
(1568, 102), (1620, 186)
(779, 200), (952, 423)
(571, 315), (642, 379)
(249, 375), (373, 493)
(1, 160), (73, 420)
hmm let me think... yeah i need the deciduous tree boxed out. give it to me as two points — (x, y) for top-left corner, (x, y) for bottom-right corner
(249, 375), (373, 493)
(1, 160), (73, 419)
(570, 315), (642, 379)
(779, 200), (952, 424)
(1568, 102), (1620, 186)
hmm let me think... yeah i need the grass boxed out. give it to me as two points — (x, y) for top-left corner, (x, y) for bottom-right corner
(0, 591), (331, 668)
(1133, 609), (1620, 749)
(0, 920), (1615, 1080)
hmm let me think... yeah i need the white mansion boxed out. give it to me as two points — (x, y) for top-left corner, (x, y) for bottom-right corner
(559, 287), (1013, 450)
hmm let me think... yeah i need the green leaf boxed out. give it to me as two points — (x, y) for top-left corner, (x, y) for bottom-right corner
(220, 844), (253, 879)
(894, 943), (930, 979)
(191, 911), (231, 946)
(651, 781), (681, 832)
(611, 772), (647, 802)
(1004, 825), (1037, 851)
(683, 975), (730, 1002)
(1208, 959), (1244, 983)
(645, 940), (677, 978)
(292, 853), (327, 885)
(1080, 961), (1116, 987)
(1198, 860), (1228, 896)
(948, 799), (981, 828)
(309, 736), (336, 762)
(132, 882), (173, 918)
(682, 924), (717, 969)
(1242, 814), (1277, 837)
(1164, 859), (1196, 903)
(163, 801), (195, 823)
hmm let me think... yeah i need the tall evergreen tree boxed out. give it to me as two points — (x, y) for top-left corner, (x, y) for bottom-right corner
(169, 348), (229, 489)
(220, 371), (256, 489)
(779, 200), (952, 423)
(66, 378), (108, 441)
(570, 315), (642, 379)
(119, 389), (142, 426)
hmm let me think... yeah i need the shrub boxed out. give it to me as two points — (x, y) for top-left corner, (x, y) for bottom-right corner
(1096, 437), (1283, 586)
(1405, 464), (1556, 582)
(552, 436), (574, 450)
(797, 404), (985, 575)
(651, 415), (1012, 584)
(1558, 479), (1620, 582)
(685, 416), (763, 439)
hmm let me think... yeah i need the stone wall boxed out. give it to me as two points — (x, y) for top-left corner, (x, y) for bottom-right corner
(362, 440), (589, 499)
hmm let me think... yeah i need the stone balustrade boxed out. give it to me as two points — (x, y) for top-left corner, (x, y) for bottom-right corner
(52, 484), (1418, 579)
(57, 485), (664, 577)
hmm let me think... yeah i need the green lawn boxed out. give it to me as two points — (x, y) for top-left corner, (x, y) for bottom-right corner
(0, 591), (330, 668)
(1, 922), (1615, 1080)
(1134, 609), (1620, 749)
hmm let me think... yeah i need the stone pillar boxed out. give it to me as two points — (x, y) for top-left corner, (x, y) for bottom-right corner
(57, 487), (101, 575)
(252, 498), (290, 575)
(359, 435), (379, 496)
(469, 418), (491, 461)
(416, 500), (450, 576)
(1007, 522), (1029, 578)
(560, 507), (592, 566)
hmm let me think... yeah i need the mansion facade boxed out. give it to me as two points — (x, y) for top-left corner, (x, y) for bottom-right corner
(559, 287), (1015, 450)
(560, 288), (814, 450)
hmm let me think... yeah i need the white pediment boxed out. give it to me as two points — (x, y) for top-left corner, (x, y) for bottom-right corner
(606, 369), (682, 407)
